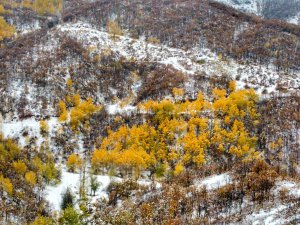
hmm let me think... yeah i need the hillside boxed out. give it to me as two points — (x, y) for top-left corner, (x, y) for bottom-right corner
(0, 0), (299, 224)
(214, 0), (300, 25)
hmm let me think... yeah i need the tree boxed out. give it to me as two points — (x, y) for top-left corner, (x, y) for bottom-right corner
(174, 162), (184, 176)
(172, 87), (184, 102)
(69, 96), (101, 130)
(13, 160), (27, 175)
(90, 175), (101, 196)
(40, 120), (49, 134)
(30, 216), (54, 225)
(58, 100), (68, 122)
(61, 188), (75, 210)
(0, 5), (7, 15)
(91, 82), (260, 179)
(107, 20), (123, 38)
(25, 171), (37, 186)
(66, 154), (83, 173)
(0, 175), (13, 196)
(60, 206), (81, 225)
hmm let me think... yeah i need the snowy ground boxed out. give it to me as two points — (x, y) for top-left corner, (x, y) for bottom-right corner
(1, 117), (60, 148)
(57, 22), (300, 94)
(194, 173), (232, 190)
(287, 12), (300, 25)
(214, 0), (263, 16)
(45, 169), (114, 211)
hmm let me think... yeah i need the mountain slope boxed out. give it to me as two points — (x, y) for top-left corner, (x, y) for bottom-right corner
(0, 1), (299, 224)
(214, 0), (300, 25)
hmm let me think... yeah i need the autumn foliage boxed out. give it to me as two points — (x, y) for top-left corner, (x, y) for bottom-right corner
(58, 94), (102, 131)
(0, 135), (59, 223)
(92, 84), (260, 178)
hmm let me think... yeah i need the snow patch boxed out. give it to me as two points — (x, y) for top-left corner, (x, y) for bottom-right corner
(195, 173), (232, 190)
(45, 170), (114, 211)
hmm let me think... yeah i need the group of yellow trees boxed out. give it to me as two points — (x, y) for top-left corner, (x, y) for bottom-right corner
(58, 93), (102, 131)
(91, 81), (260, 177)
(0, 135), (59, 222)
(0, 135), (59, 191)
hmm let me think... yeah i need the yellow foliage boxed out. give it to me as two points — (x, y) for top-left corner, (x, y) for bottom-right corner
(213, 88), (226, 99)
(25, 171), (37, 186)
(229, 80), (236, 92)
(70, 97), (101, 130)
(0, 16), (15, 41)
(218, 52), (223, 60)
(107, 20), (123, 38)
(174, 162), (184, 176)
(269, 137), (283, 150)
(13, 160), (27, 175)
(92, 82), (260, 178)
(67, 78), (73, 89)
(58, 100), (68, 122)
(172, 88), (184, 101)
(72, 94), (81, 106)
(59, 95), (99, 129)
(147, 36), (161, 44)
(0, 175), (13, 195)
(66, 154), (83, 172)
(33, 0), (63, 15)
(40, 120), (49, 134)
(3, 0), (63, 15)
(91, 149), (110, 170)
(30, 216), (54, 225)
(0, 5), (6, 15)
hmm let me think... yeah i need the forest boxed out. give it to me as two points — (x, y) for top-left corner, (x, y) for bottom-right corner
(0, 0), (299, 224)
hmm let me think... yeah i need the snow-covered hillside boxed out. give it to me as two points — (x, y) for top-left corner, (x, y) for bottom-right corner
(214, 0), (263, 15)
(1, 20), (299, 151)
(58, 22), (300, 94)
(214, 0), (300, 25)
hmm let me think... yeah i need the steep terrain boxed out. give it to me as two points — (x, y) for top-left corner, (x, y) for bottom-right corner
(214, 0), (300, 25)
(0, 0), (299, 224)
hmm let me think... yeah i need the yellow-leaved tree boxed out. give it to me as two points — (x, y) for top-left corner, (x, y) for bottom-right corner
(66, 153), (83, 172)
(107, 20), (123, 39)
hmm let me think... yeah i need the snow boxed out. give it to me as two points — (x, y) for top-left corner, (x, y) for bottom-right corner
(195, 173), (231, 190)
(2, 117), (41, 147)
(137, 179), (162, 189)
(57, 22), (300, 95)
(45, 170), (114, 211)
(46, 170), (81, 211)
(274, 180), (300, 197)
(106, 104), (136, 115)
(246, 204), (288, 225)
(243, 179), (300, 225)
(214, 0), (263, 16)
(1, 117), (60, 148)
(215, 0), (300, 26)
(287, 12), (300, 25)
